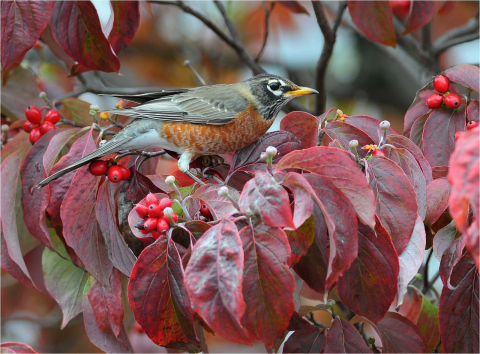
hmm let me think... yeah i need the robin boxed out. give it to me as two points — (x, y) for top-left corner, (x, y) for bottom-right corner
(36, 73), (317, 188)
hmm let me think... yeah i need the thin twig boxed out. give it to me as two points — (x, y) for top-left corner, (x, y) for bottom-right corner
(312, 0), (347, 115)
(184, 60), (207, 86)
(255, 1), (275, 62)
(423, 248), (433, 292)
(433, 11), (479, 56)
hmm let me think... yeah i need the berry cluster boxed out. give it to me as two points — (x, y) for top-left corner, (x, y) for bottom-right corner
(426, 75), (461, 109)
(23, 106), (60, 144)
(134, 194), (178, 239)
(362, 144), (385, 157)
(88, 160), (131, 183)
(455, 120), (479, 141)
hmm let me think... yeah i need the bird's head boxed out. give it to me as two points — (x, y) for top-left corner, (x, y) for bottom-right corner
(247, 74), (318, 120)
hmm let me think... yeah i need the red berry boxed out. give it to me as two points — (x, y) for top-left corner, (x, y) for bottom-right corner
(372, 148), (386, 157)
(144, 217), (158, 232)
(171, 212), (178, 223)
(107, 165), (123, 183)
(426, 94), (443, 109)
(390, 0), (411, 19)
(466, 121), (479, 130)
(156, 218), (170, 233)
(117, 165), (131, 180)
(135, 203), (149, 218)
(145, 193), (158, 206)
(29, 128), (43, 144)
(89, 160), (108, 176)
(44, 110), (61, 124)
(455, 131), (466, 141)
(433, 75), (450, 93)
(151, 230), (161, 240)
(200, 204), (212, 219)
(140, 229), (150, 235)
(25, 106), (42, 124)
(33, 41), (43, 50)
(23, 120), (38, 133)
(40, 121), (56, 134)
(444, 94), (461, 109)
(158, 198), (172, 210)
(148, 204), (163, 218)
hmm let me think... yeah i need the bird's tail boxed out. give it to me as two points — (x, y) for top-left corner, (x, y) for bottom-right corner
(36, 138), (130, 189)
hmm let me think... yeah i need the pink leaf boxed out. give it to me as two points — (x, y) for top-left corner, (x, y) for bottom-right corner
(108, 1), (140, 54)
(425, 178), (451, 226)
(325, 317), (372, 353)
(401, 1), (435, 36)
(280, 111), (321, 149)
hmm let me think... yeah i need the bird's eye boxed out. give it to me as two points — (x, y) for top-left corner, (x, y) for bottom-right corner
(269, 82), (280, 91)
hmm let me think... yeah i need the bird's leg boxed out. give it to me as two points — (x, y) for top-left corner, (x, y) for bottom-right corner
(201, 155), (224, 168)
(178, 151), (205, 185)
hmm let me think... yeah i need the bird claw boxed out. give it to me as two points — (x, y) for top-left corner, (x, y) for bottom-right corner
(184, 170), (205, 185)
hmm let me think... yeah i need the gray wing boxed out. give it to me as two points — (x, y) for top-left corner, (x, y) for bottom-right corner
(106, 84), (250, 125)
(101, 89), (189, 104)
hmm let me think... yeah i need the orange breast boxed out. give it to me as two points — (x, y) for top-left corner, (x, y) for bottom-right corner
(159, 105), (273, 158)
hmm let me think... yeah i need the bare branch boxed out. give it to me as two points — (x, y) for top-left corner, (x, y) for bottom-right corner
(433, 11), (479, 56)
(255, 1), (275, 63)
(312, 0), (347, 115)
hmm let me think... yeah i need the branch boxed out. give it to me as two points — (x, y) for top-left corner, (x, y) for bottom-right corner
(433, 11), (479, 56)
(255, 1), (275, 62)
(312, 0), (347, 115)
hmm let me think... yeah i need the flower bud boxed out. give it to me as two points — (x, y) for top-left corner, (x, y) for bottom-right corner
(39, 92), (47, 99)
(379, 120), (391, 130)
(163, 207), (174, 218)
(89, 110), (97, 116)
(165, 176), (176, 185)
(218, 186), (229, 197)
(349, 140), (358, 148)
(260, 152), (268, 161)
(99, 112), (110, 120)
(266, 146), (277, 157)
(368, 337), (376, 345)
(326, 299), (336, 307)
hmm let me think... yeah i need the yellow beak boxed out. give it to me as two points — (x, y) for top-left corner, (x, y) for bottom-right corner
(285, 86), (319, 97)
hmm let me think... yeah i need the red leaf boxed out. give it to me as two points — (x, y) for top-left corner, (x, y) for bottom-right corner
(304, 174), (358, 290)
(239, 171), (295, 229)
(467, 99), (479, 122)
(448, 127), (479, 232)
(49, 1), (120, 73)
(382, 147), (427, 219)
(404, 83), (436, 134)
(108, 1), (140, 54)
(439, 252), (479, 353)
(46, 130), (90, 229)
(433, 220), (456, 261)
(367, 156), (418, 253)
(293, 201), (329, 293)
(401, 1), (434, 36)
(396, 216), (426, 307)
(88, 268), (124, 337)
(409, 113), (429, 148)
(61, 162), (114, 285)
(425, 178), (451, 226)
(325, 317), (371, 353)
(285, 216), (315, 265)
(283, 328), (326, 353)
(277, 1), (309, 15)
(280, 111), (320, 149)
(423, 107), (466, 167)
(437, 1), (455, 15)
(192, 184), (240, 220)
(282, 172), (314, 229)
(338, 217), (399, 323)
(341, 115), (397, 141)
(128, 235), (200, 348)
(21, 128), (79, 250)
(1, 1), (54, 71)
(184, 219), (251, 344)
(96, 182), (136, 276)
(82, 292), (133, 353)
(407, 289), (441, 353)
(348, 1), (397, 47)
(323, 121), (374, 158)
(1, 147), (34, 286)
(228, 131), (301, 176)
(444, 64), (480, 93)
(0, 342), (37, 353)
(440, 235), (466, 289)
(239, 224), (295, 348)
(277, 146), (376, 229)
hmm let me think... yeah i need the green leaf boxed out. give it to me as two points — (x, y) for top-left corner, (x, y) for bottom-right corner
(42, 233), (88, 329)
(59, 98), (94, 125)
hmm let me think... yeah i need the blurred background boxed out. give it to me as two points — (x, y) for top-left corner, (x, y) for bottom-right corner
(2, 1), (479, 352)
